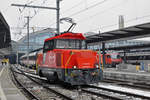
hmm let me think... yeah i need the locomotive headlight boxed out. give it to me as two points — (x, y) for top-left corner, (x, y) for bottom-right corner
(73, 66), (77, 69)
(95, 64), (99, 68)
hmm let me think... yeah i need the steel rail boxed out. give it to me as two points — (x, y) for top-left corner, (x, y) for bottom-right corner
(117, 83), (150, 90)
(12, 69), (47, 82)
(103, 79), (150, 90)
(85, 85), (150, 100)
(10, 67), (41, 100)
(82, 89), (122, 100)
(13, 66), (74, 100)
(14, 65), (37, 75)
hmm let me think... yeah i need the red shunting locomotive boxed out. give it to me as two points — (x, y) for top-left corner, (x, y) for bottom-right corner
(100, 53), (122, 67)
(29, 32), (103, 85)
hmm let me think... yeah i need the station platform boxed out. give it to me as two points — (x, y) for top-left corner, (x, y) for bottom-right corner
(103, 68), (150, 83)
(0, 65), (27, 100)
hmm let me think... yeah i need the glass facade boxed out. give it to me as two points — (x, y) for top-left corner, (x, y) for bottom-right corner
(17, 28), (56, 53)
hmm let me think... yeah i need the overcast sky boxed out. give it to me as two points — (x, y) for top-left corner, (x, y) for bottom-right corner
(1, 0), (150, 41)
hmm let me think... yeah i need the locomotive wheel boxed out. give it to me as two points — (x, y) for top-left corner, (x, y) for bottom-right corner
(47, 72), (58, 82)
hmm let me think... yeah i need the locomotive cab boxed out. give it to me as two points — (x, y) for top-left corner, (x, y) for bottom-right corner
(37, 33), (103, 85)
(43, 34), (87, 51)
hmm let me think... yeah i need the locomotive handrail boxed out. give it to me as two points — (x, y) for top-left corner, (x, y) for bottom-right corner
(65, 51), (74, 76)
(96, 52), (103, 72)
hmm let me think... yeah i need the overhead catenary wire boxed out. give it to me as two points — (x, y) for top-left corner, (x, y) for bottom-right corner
(11, 0), (55, 40)
(22, 0), (49, 27)
(61, 1), (84, 14)
(77, 0), (126, 24)
(18, 0), (38, 13)
(14, 0), (150, 39)
(14, 0), (50, 39)
(15, 0), (38, 36)
(49, 0), (125, 30)
(48, 0), (109, 27)
(88, 14), (150, 32)
(68, 0), (108, 17)
(61, 0), (104, 16)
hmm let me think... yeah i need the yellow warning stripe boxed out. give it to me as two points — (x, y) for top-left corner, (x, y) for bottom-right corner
(65, 52), (74, 76)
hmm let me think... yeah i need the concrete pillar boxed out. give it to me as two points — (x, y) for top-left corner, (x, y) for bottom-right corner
(123, 50), (127, 63)
(102, 42), (106, 68)
(119, 15), (124, 29)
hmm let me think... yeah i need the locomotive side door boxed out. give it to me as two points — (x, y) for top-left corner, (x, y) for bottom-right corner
(43, 53), (46, 64)
(43, 40), (55, 67)
(43, 41), (49, 64)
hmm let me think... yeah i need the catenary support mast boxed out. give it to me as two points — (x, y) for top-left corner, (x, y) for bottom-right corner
(12, 0), (61, 34)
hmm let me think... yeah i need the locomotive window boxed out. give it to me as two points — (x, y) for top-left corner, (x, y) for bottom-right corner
(56, 39), (86, 49)
(81, 40), (87, 49)
(43, 40), (54, 52)
(44, 41), (49, 50)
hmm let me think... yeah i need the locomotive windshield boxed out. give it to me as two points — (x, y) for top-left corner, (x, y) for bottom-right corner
(56, 39), (86, 49)
(111, 54), (121, 59)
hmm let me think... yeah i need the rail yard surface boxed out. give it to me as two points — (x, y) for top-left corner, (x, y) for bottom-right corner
(1, 64), (150, 100)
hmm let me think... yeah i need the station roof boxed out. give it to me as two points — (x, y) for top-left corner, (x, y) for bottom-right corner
(86, 22), (150, 43)
(0, 12), (11, 49)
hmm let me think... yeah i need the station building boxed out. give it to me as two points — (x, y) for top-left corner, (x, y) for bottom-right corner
(15, 28), (56, 54)
(12, 29), (150, 54)
(0, 11), (11, 55)
(88, 40), (150, 51)
(85, 32), (150, 51)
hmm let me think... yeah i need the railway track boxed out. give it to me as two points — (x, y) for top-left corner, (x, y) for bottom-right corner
(103, 78), (150, 90)
(18, 65), (150, 91)
(10, 67), (41, 100)
(11, 65), (150, 100)
(14, 64), (37, 75)
(11, 65), (104, 100)
(81, 84), (150, 100)
(10, 66), (74, 100)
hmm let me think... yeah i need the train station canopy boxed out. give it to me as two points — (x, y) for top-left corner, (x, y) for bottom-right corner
(0, 12), (11, 55)
(86, 22), (150, 44)
(106, 43), (150, 51)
